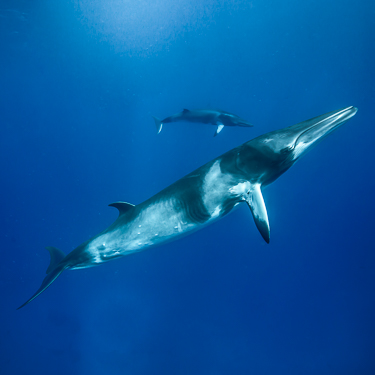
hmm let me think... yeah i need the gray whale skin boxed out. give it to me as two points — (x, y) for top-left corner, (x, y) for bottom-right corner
(18, 106), (357, 309)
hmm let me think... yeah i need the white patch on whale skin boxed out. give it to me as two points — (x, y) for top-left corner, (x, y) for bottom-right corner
(201, 160), (250, 219)
(229, 181), (251, 197)
(122, 198), (193, 251)
(211, 206), (221, 218)
(174, 222), (183, 233)
(202, 161), (232, 215)
(204, 161), (222, 185)
(262, 138), (273, 144)
(292, 140), (314, 160)
(87, 235), (112, 264)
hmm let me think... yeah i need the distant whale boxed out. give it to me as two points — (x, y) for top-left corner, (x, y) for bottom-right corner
(18, 107), (357, 309)
(152, 108), (253, 136)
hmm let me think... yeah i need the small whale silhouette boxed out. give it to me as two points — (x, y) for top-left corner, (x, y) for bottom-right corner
(153, 108), (253, 136)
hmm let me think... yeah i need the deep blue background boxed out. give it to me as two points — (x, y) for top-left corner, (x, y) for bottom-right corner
(1, 0), (374, 374)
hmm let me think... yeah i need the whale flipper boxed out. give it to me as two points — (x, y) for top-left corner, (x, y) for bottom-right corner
(152, 116), (163, 134)
(109, 201), (135, 216)
(246, 184), (270, 243)
(17, 247), (67, 310)
(214, 124), (225, 137)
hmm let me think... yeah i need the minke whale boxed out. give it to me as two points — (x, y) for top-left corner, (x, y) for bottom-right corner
(18, 107), (357, 309)
(152, 108), (253, 136)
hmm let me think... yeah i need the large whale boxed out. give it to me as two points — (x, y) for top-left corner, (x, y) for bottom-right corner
(152, 108), (253, 136)
(18, 106), (357, 309)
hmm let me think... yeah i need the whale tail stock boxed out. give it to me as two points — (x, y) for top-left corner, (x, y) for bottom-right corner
(152, 116), (163, 134)
(17, 246), (67, 310)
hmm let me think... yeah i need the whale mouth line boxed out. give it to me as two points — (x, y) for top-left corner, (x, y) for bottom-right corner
(293, 106), (357, 149)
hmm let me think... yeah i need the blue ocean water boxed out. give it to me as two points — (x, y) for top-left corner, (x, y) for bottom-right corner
(1, 0), (374, 374)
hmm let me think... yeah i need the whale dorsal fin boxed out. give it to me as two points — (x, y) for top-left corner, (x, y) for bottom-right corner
(245, 184), (270, 243)
(182, 108), (190, 113)
(109, 201), (135, 216)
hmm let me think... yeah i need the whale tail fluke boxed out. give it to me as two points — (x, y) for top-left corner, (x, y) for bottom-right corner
(152, 116), (163, 134)
(17, 247), (67, 310)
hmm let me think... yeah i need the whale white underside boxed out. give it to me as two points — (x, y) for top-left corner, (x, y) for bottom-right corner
(77, 160), (254, 269)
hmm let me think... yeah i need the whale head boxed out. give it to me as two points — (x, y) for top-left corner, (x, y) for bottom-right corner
(221, 113), (253, 127)
(220, 106), (358, 244)
(236, 106), (358, 187)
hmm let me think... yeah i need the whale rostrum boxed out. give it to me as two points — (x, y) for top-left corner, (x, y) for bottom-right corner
(18, 106), (358, 309)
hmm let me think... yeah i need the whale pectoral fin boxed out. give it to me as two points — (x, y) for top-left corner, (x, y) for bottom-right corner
(246, 185), (270, 243)
(182, 108), (190, 113)
(109, 201), (135, 217)
(214, 124), (225, 137)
